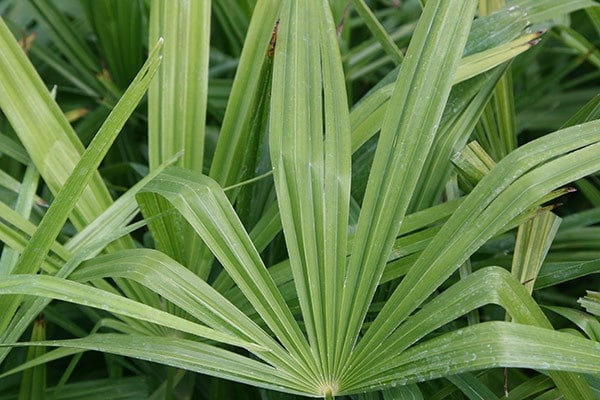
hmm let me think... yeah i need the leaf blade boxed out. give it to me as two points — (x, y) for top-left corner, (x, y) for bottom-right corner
(338, 0), (478, 371)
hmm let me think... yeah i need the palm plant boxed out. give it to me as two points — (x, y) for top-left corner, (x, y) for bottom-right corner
(0, 0), (600, 398)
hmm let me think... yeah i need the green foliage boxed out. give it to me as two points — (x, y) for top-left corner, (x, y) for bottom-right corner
(0, 0), (599, 399)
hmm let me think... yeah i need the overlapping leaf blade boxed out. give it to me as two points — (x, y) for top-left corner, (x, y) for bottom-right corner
(0, 38), (164, 358)
(69, 248), (308, 377)
(209, 0), (281, 187)
(0, 274), (255, 349)
(269, 0), (351, 384)
(346, 322), (600, 393)
(146, 0), (213, 281)
(148, 0), (209, 172)
(350, 121), (600, 398)
(337, 0), (478, 373)
(136, 167), (319, 386)
(0, 17), (112, 231)
(1, 0), (599, 398)
(3, 335), (309, 395)
(354, 120), (600, 355)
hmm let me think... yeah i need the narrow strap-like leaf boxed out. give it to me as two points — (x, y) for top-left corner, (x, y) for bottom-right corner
(269, 0), (352, 381)
(8, 40), (161, 276)
(344, 322), (600, 393)
(344, 267), (554, 381)
(0, 39), (163, 337)
(209, 0), (281, 187)
(511, 210), (562, 293)
(337, 0), (478, 371)
(70, 248), (310, 381)
(27, 0), (102, 92)
(137, 168), (320, 384)
(0, 275), (255, 350)
(350, 0), (403, 64)
(0, 17), (112, 231)
(148, 0), (209, 172)
(2, 335), (311, 395)
(352, 120), (600, 376)
(147, 0), (212, 279)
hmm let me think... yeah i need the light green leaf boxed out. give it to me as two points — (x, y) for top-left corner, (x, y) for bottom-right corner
(0, 16), (112, 230)
(0, 155), (181, 365)
(0, 201), (69, 268)
(148, 0), (209, 172)
(355, 120), (600, 360)
(269, 0), (351, 380)
(350, 0), (403, 64)
(0, 274), (256, 350)
(544, 305), (600, 341)
(514, 0), (600, 25)
(137, 167), (318, 382)
(70, 248), (304, 376)
(146, 0), (212, 280)
(338, 0), (478, 370)
(64, 152), (181, 254)
(0, 131), (29, 164)
(344, 267), (550, 380)
(579, 291), (600, 317)
(18, 314), (46, 400)
(345, 322), (600, 393)
(536, 259), (600, 288)
(2, 335), (310, 395)
(0, 39), (163, 340)
(7, 38), (161, 277)
(26, 0), (103, 93)
(456, 31), (542, 85)
(209, 0), (281, 187)
(511, 210), (562, 293)
(0, 164), (41, 274)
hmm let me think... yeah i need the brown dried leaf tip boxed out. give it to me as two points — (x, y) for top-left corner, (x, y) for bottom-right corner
(267, 19), (280, 59)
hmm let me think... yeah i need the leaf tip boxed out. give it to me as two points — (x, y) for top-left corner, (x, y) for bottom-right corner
(527, 29), (547, 47)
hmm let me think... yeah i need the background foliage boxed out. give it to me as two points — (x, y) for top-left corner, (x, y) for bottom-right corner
(0, 0), (599, 399)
